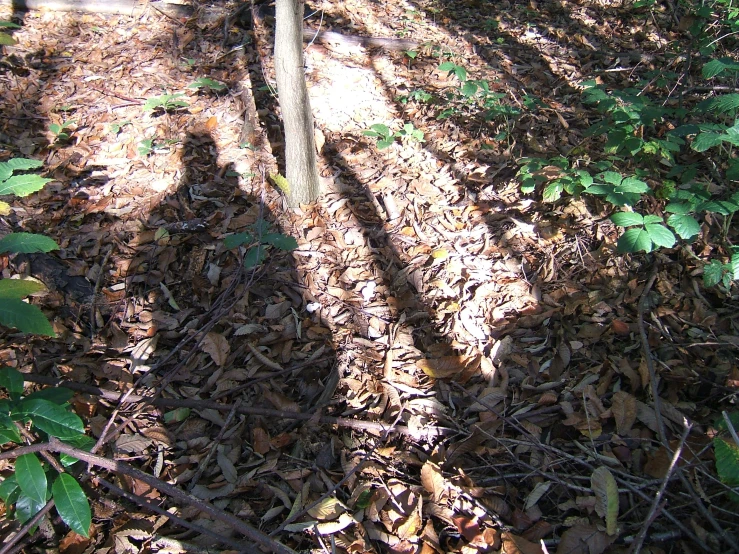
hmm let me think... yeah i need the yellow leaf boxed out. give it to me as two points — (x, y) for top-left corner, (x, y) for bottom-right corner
(431, 248), (448, 259)
(270, 173), (290, 195)
(307, 497), (347, 521)
(0, 200), (10, 216)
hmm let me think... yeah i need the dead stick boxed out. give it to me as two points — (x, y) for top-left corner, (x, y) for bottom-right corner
(94, 476), (257, 553)
(0, 439), (297, 554)
(23, 373), (454, 437)
(629, 423), (691, 554)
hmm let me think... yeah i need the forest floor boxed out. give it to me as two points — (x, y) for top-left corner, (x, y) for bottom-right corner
(1, 0), (738, 553)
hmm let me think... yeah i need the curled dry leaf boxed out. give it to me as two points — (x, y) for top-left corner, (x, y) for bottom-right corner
(416, 355), (468, 379)
(611, 390), (637, 435)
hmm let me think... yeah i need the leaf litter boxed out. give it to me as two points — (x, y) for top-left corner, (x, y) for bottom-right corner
(0, 0), (737, 553)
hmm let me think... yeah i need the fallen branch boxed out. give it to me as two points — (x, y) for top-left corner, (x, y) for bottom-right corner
(0, 439), (297, 554)
(0, 0), (192, 17)
(22, 373), (455, 438)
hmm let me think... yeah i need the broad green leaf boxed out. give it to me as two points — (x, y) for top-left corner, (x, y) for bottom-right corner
(642, 215), (664, 225)
(11, 399), (84, 439)
(163, 407), (190, 423)
(377, 138), (395, 149)
(732, 252), (739, 280)
(16, 453), (47, 505)
(715, 438), (739, 485)
(692, 132), (724, 152)
(0, 279), (46, 299)
(25, 387), (74, 405)
(0, 366), (24, 397)
(59, 434), (96, 467)
(618, 228), (653, 253)
(667, 214), (701, 240)
(224, 232), (253, 249)
(0, 174), (53, 197)
(703, 58), (739, 79)
(574, 170), (593, 187)
(0, 21), (22, 28)
(599, 171), (623, 185)
(703, 260), (725, 287)
(52, 474), (91, 537)
(645, 223), (676, 248)
(0, 233), (59, 254)
(0, 158), (42, 181)
(262, 233), (298, 251)
(369, 124), (391, 137)
(0, 32), (16, 45)
(698, 94), (739, 115)
(15, 493), (46, 526)
(610, 212), (643, 227)
(461, 81), (478, 97)
(0, 412), (22, 443)
(618, 177), (650, 193)
(0, 298), (54, 336)
(543, 182), (563, 202)
(243, 244), (267, 269)
(0, 474), (20, 504)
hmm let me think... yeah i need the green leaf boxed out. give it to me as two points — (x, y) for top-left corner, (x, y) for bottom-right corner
(243, 244), (267, 269)
(461, 81), (478, 97)
(0, 366), (25, 397)
(610, 212), (644, 227)
(645, 223), (676, 248)
(703, 260), (725, 287)
(715, 438), (739, 485)
(0, 279), (46, 299)
(0, 21), (22, 28)
(692, 132), (725, 152)
(16, 453), (48, 505)
(377, 138), (395, 149)
(25, 387), (74, 405)
(600, 171), (623, 185)
(163, 407), (190, 423)
(188, 78), (226, 91)
(224, 232), (253, 249)
(618, 228), (653, 253)
(667, 214), (701, 240)
(59, 434), (95, 467)
(0, 412), (22, 443)
(618, 177), (650, 194)
(0, 474), (20, 505)
(732, 252), (739, 280)
(11, 399), (84, 439)
(0, 32), (16, 45)
(0, 174), (53, 197)
(698, 94), (739, 115)
(0, 233), (59, 254)
(369, 124), (391, 138)
(262, 233), (298, 251)
(591, 466), (619, 536)
(52, 474), (91, 537)
(0, 158), (43, 181)
(15, 493), (46, 527)
(543, 181), (563, 202)
(0, 298), (55, 336)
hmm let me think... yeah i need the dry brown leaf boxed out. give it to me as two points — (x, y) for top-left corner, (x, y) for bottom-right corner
(307, 497), (347, 521)
(252, 427), (271, 455)
(502, 532), (544, 554)
(420, 460), (446, 502)
(611, 390), (637, 435)
(556, 523), (615, 554)
(416, 355), (467, 379)
(260, 383), (300, 412)
(201, 332), (230, 367)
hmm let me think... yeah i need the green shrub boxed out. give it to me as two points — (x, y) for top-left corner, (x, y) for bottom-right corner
(0, 158), (57, 336)
(0, 367), (93, 537)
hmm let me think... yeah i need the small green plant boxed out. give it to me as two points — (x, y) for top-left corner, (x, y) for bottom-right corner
(0, 367), (93, 537)
(143, 93), (188, 114)
(187, 78), (227, 92)
(224, 218), (298, 269)
(713, 412), (739, 503)
(49, 120), (76, 142)
(0, 158), (57, 336)
(109, 120), (131, 134)
(0, 21), (20, 45)
(138, 138), (154, 156)
(398, 89), (433, 105)
(364, 123), (424, 149)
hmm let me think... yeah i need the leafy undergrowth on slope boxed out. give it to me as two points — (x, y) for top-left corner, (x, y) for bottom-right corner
(0, 0), (738, 553)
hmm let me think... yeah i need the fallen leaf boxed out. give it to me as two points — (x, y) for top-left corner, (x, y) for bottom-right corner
(201, 332), (230, 366)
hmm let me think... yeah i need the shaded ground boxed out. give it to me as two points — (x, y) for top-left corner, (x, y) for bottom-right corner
(0, 0), (738, 553)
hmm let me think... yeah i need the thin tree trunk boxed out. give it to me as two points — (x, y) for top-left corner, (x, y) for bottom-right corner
(274, 0), (321, 207)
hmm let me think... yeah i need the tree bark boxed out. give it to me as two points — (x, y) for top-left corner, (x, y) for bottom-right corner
(274, 0), (321, 207)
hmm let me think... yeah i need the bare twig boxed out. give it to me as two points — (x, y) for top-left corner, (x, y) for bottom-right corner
(629, 422), (691, 554)
(0, 439), (296, 554)
(0, 499), (55, 554)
